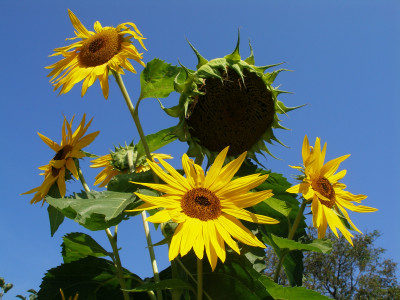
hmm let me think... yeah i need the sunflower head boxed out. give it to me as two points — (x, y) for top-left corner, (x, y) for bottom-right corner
(22, 114), (99, 204)
(165, 32), (301, 162)
(46, 9), (147, 99)
(128, 146), (279, 270)
(91, 142), (172, 187)
(287, 135), (378, 245)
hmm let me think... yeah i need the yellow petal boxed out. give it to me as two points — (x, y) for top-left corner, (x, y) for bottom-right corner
(130, 181), (185, 195)
(38, 132), (60, 152)
(224, 190), (273, 209)
(218, 214), (265, 248)
(146, 160), (188, 193)
(336, 198), (377, 213)
(203, 222), (219, 271)
(210, 151), (247, 192)
(169, 223), (184, 261)
(206, 221), (226, 263)
(320, 154), (350, 178)
(57, 168), (66, 197)
(204, 146), (229, 189)
(179, 218), (202, 256)
(146, 209), (172, 223)
(218, 174), (268, 198)
(328, 169), (347, 183)
(302, 135), (310, 165)
(193, 227), (205, 260)
(134, 192), (180, 209)
(158, 158), (192, 191)
(66, 158), (79, 179)
(223, 208), (279, 224)
(67, 9), (92, 38)
(214, 219), (240, 254)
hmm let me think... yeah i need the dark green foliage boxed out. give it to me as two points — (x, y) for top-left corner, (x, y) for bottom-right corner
(61, 232), (109, 263)
(252, 169), (307, 286)
(47, 205), (65, 237)
(265, 228), (400, 299)
(37, 256), (148, 300)
(155, 250), (329, 299)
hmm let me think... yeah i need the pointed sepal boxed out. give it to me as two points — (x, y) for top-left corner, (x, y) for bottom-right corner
(224, 29), (241, 62)
(186, 39), (208, 69)
(244, 40), (255, 65)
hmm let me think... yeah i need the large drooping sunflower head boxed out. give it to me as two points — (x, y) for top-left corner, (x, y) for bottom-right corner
(91, 142), (172, 187)
(46, 9), (147, 99)
(165, 33), (301, 162)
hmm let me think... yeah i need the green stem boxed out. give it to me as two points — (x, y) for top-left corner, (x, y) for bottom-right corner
(175, 259), (212, 300)
(140, 210), (162, 298)
(273, 199), (307, 283)
(78, 167), (90, 193)
(197, 258), (203, 300)
(112, 71), (155, 175)
(77, 168), (130, 299)
(106, 228), (130, 300)
(112, 71), (162, 300)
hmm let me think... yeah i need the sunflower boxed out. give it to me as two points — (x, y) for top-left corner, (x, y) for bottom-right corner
(46, 9), (146, 99)
(128, 146), (279, 270)
(163, 33), (301, 162)
(286, 135), (377, 245)
(91, 151), (172, 188)
(23, 114), (99, 204)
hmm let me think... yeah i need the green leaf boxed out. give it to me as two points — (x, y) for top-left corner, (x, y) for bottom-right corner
(47, 205), (64, 237)
(126, 279), (194, 293)
(271, 234), (333, 254)
(62, 232), (109, 263)
(139, 58), (184, 100)
(251, 172), (307, 286)
(136, 126), (177, 157)
(46, 191), (139, 231)
(258, 276), (331, 299)
(37, 256), (147, 300)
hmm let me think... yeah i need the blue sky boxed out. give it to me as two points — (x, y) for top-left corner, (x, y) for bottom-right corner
(1, 0), (399, 297)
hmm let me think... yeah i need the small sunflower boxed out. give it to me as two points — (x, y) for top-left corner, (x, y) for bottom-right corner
(23, 114), (99, 204)
(91, 147), (172, 187)
(286, 135), (377, 245)
(46, 9), (146, 99)
(128, 146), (279, 270)
(164, 33), (301, 162)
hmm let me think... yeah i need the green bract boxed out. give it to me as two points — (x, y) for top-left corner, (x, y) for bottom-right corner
(109, 142), (143, 172)
(166, 33), (301, 162)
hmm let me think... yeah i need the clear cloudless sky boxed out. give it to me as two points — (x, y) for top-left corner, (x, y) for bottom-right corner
(1, 0), (399, 297)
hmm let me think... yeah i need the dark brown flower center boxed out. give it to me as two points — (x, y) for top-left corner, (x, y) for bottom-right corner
(79, 29), (122, 67)
(181, 187), (222, 221)
(186, 67), (275, 156)
(53, 145), (73, 161)
(51, 166), (61, 177)
(312, 177), (336, 208)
